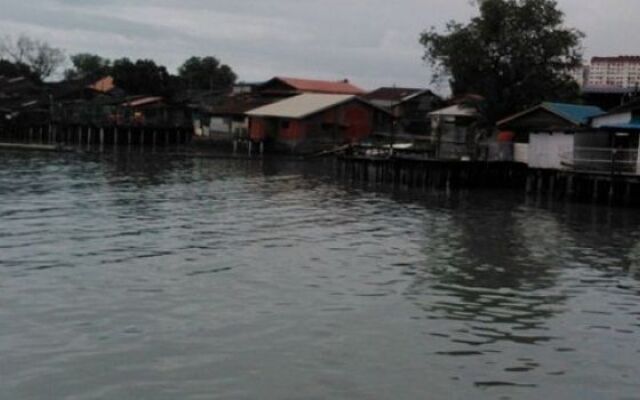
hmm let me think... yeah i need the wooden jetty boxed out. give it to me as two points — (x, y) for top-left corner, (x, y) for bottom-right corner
(0, 123), (191, 150)
(337, 146), (640, 206)
(337, 154), (527, 191)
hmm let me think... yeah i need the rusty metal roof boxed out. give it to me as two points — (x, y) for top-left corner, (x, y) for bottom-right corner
(267, 77), (365, 95)
(88, 76), (115, 93)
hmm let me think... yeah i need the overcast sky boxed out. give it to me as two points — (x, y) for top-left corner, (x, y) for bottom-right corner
(0, 0), (638, 91)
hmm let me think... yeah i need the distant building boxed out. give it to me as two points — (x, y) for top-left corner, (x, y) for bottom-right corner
(364, 87), (424, 109)
(246, 93), (392, 153)
(231, 82), (264, 96)
(257, 77), (365, 97)
(429, 103), (480, 160)
(587, 56), (640, 88)
(497, 102), (604, 170)
(364, 87), (443, 145)
(193, 76), (368, 143)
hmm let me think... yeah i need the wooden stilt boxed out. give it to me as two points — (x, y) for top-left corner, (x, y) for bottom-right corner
(87, 127), (93, 149)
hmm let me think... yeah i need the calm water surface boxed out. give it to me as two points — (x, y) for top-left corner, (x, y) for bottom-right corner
(1, 150), (639, 400)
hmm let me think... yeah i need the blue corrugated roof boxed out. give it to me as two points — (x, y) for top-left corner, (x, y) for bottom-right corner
(542, 102), (604, 125)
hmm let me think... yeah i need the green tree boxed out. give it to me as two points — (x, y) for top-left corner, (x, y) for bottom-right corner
(65, 53), (111, 80)
(111, 58), (171, 95)
(178, 56), (237, 91)
(420, 0), (584, 124)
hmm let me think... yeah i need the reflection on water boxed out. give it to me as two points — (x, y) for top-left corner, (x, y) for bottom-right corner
(1, 150), (639, 400)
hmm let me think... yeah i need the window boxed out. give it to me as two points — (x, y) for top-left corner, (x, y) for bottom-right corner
(281, 121), (290, 129)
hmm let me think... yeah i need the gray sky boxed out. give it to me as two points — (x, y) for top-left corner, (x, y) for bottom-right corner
(0, 0), (638, 91)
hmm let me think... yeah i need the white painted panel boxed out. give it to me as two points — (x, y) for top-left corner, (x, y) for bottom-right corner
(210, 117), (230, 134)
(529, 132), (574, 169)
(514, 143), (529, 164)
(592, 112), (631, 128)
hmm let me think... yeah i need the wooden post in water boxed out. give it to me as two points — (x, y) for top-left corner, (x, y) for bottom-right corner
(537, 172), (544, 195)
(99, 127), (105, 152)
(28, 127), (33, 143)
(625, 182), (632, 205)
(608, 180), (615, 204)
(114, 127), (119, 148)
(165, 129), (170, 147)
(87, 127), (93, 149)
(127, 128), (132, 147)
(152, 130), (157, 149)
(566, 175), (574, 198)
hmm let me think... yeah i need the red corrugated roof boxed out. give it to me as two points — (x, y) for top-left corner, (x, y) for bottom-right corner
(275, 77), (365, 95)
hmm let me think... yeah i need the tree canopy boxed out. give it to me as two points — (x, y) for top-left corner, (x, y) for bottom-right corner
(61, 53), (238, 96)
(178, 56), (237, 91)
(110, 58), (174, 96)
(65, 53), (111, 80)
(420, 0), (584, 124)
(0, 34), (65, 80)
(0, 59), (40, 81)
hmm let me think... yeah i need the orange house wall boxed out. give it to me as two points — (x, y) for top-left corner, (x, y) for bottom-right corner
(342, 103), (373, 142)
(278, 120), (305, 141)
(249, 117), (266, 141)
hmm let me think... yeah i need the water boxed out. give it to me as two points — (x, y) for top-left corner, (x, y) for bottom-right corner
(1, 150), (639, 400)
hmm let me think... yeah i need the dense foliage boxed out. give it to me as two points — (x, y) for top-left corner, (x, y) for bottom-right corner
(64, 53), (111, 80)
(420, 0), (584, 124)
(178, 56), (237, 91)
(64, 54), (237, 96)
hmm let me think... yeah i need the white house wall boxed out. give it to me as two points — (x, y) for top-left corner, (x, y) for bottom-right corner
(529, 132), (574, 169)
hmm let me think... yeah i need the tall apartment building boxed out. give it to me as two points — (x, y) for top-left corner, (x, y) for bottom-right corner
(587, 56), (640, 88)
